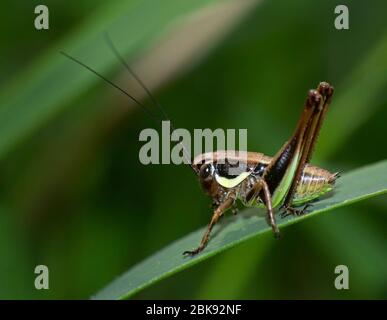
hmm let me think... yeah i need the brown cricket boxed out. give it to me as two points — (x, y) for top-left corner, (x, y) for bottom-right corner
(61, 35), (339, 256)
(184, 82), (337, 255)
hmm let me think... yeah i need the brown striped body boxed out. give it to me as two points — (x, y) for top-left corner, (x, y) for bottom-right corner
(193, 151), (338, 207)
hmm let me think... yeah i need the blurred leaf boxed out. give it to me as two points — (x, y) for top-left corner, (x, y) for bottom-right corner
(0, 208), (33, 299)
(195, 235), (271, 299)
(319, 31), (387, 159)
(93, 160), (387, 299)
(0, 0), (257, 159)
(306, 209), (387, 297)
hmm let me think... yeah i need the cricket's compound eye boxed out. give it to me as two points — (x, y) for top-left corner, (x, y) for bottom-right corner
(199, 163), (214, 181)
(253, 162), (267, 176)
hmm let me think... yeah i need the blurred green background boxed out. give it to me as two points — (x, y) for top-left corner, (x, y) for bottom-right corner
(0, 0), (386, 299)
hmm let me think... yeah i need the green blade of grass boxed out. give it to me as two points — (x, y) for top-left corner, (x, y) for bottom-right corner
(92, 159), (387, 300)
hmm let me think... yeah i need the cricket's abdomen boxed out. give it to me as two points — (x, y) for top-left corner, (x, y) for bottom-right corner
(292, 164), (339, 205)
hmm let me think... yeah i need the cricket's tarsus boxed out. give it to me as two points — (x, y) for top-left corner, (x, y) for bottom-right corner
(60, 39), (337, 257)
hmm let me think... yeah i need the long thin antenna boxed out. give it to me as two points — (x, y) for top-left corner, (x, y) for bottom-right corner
(103, 33), (198, 174)
(60, 45), (198, 174)
(104, 33), (169, 122)
(60, 51), (162, 126)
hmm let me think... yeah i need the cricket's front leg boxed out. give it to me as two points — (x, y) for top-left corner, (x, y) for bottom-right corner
(183, 195), (235, 256)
